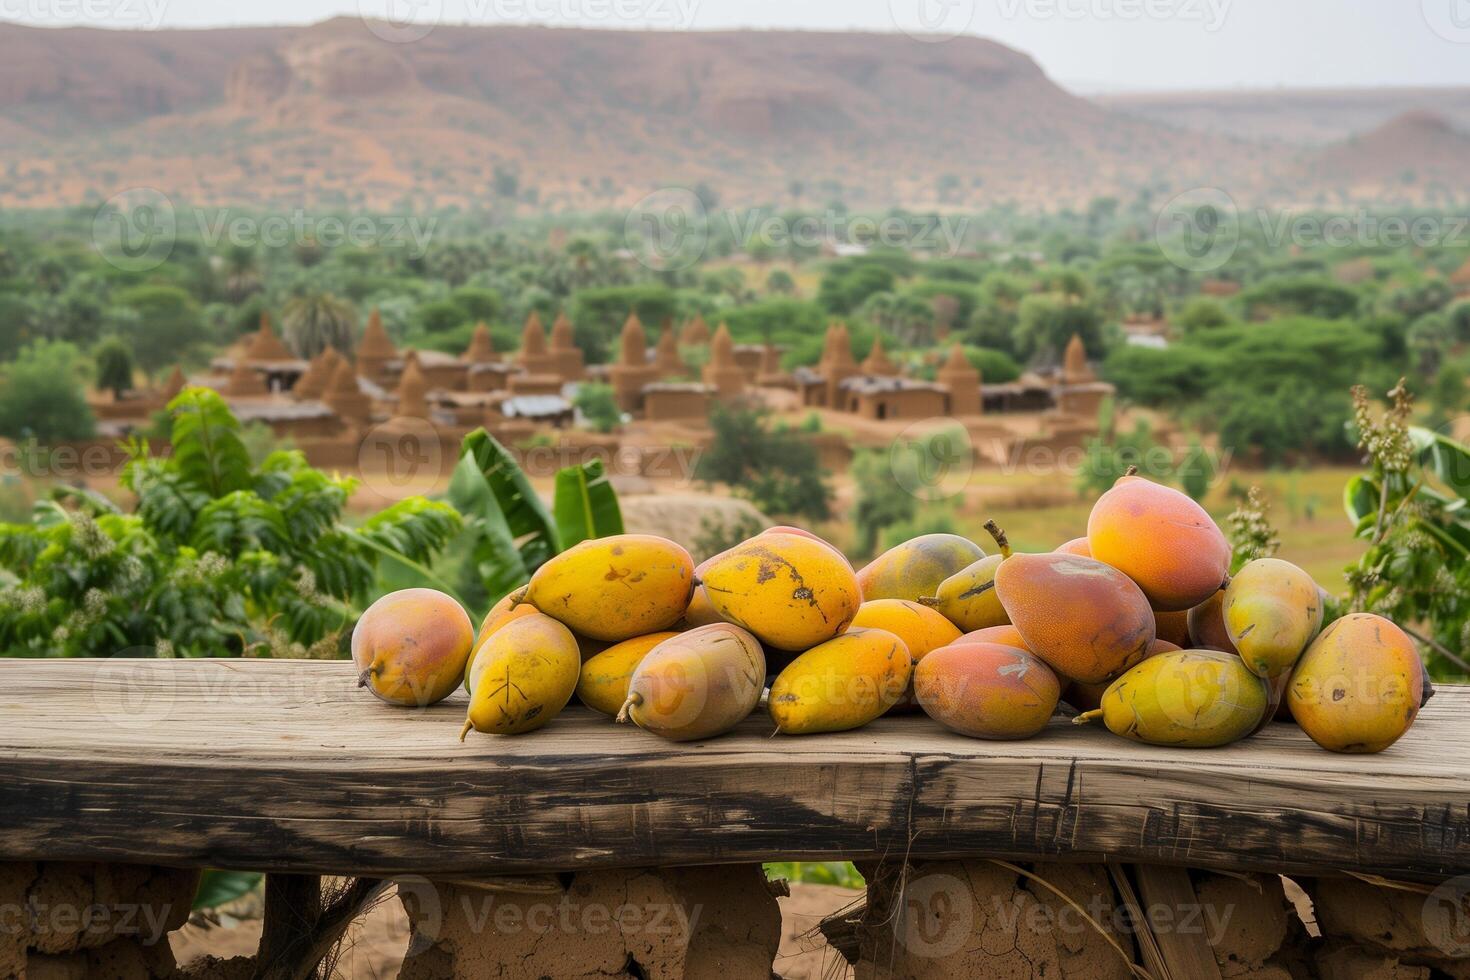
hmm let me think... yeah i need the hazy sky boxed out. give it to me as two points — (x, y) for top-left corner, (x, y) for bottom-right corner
(8, 0), (1470, 92)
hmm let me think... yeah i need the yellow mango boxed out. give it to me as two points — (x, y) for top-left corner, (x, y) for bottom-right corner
(465, 600), (542, 691)
(576, 631), (681, 717)
(1223, 558), (1323, 678)
(1076, 649), (1268, 748)
(849, 599), (962, 662)
(460, 612), (580, 737)
(517, 534), (695, 642)
(701, 531), (861, 651)
(353, 588), (474, 707)
(618, 624), (766, 741)
(1287, 613), (1424, 754)
(769, 628), (912, 735)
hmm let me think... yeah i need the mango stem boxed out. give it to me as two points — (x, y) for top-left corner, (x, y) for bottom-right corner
(615, 693), (641, 724)
(506, 585), (529, 609)
(356, 667), (374, 689)
(982, 519), (1011, 560)
(1124, 465), (1139, 477)
(916, 596), (941, 608)
(458, 719), (474, 742)
(1072, 709), (1104, 726)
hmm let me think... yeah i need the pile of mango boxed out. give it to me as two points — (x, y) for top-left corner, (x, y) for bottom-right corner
(353, 474), (1430, 754)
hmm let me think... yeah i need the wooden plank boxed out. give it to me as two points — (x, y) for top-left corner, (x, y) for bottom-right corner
(0, 659), (1466, 881)
(1130, 865), (1224, 980)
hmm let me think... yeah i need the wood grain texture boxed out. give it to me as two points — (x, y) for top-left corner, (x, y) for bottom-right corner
(1130, 865), (1223, 980)
(0, 659), (1466, 881)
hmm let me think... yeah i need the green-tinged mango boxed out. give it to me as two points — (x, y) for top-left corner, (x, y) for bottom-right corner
(769, 628), (912, 735)
(354, 588), (474, 708)
(995, 553), (1155, 685)
(918, 520), (1012, 632)
(1287, 613), (1424, 753)
(517, 534), (695, 642)
(701, 532), (861, 651)
(914, 642), (1060, 740)
(856, 534), (986, 602)
(617, 623), (766, 741)
(1075, 649), (1269, 748)
(1223, 558), (1323, 678)
(1064, 638), (1179, 713)
(576, 631), (681, 717)
(460, 612), (580, 737)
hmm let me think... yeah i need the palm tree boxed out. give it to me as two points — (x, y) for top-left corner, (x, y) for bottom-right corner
(282, 292), (358, 359)
(220, 245), (262, 303)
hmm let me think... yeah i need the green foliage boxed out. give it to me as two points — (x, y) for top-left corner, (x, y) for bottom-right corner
(569, 285), (678, 362)
(1176, 297), (1232, 333)
(695, 406), (831, 522)
(93, 336), (135, 398)
(553, 458), (625, 550)
(691, 510), (766, 563)
(817, 261), (895, 314)
(1013, 294), (1105, 362)
(764, 862), (864, 890)
(114, 285), (205, 372)
(0, 389), (459, 656)
(851, 449), (917, 559)
(1178, 441), (1215, 502)
(1076, 420), (1171, 498)
(573, 382), (621, 433)
(282, 292), (357, 358)
(193, 871), (263, 911)
(0, 341), (95, 443)
(1344, 383), (1470, 679)
(1240, 276), (1359, 321)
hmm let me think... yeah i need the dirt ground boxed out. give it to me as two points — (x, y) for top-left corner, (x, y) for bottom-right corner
(170, 881), (860, 979)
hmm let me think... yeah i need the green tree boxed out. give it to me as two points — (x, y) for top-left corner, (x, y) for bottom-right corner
(851, 449), (917, 559)
(94, 336), (136, 399)
(0, 341), (95, 442)
(1177, 298), (1231, 333)
(1013, 294), (1104, 363)
(283, 292), (358, 358)
(766, 269), (796, 295)
(451, 286), (502, 323)
(114, 285), (205, 372)
(574, 383), (621, 433)
(695, 406), (831, 521)
(817, 262), (896, 314)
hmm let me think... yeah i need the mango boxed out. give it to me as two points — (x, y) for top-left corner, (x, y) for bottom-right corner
(681, 585), (729, 628)
(701, 531), (861, 651)
(1087, 475), (1230, 611)
(354, 588), (474, 707)
(1223, 558), (1323, 678)
(460, 612), (580, 737)
(466, 599), (542, 691)
(856, 533), (986, 602)
(914, 642), (1060, 740)
(959, 625), (1030, 651)
(1187, 589), (1238, 654)
(1055, 537), (1091, 558)
(1076, 649), (1269, 748)
(918, 520), (1012, 632)
(517, 534), (695, 642)
(1287, 613), (1424, 754)
(769, 628), (912, 734)
(1154, 609), (1191, 649)
(994, 553), (1155, 685)
(762, 526), (853, 568)
(850, 599), (962, 662)
(576, 631), (681, 717)
(617, 624), (765, 741)
(1064, 638), (1180, 712)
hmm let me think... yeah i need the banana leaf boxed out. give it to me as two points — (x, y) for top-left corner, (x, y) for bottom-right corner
(446, 448), (532, 606)
(1411, 426), (1470, 502)
(192, 870), (262, 910)
(457, 429), (560, 572)
(552, 458), (624, 549)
